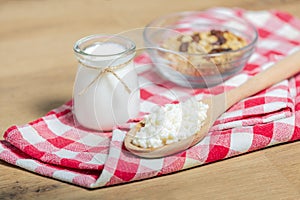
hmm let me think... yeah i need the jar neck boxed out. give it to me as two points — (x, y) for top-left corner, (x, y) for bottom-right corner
(76, 51), (135, 69)
(74, 34), (136, 69)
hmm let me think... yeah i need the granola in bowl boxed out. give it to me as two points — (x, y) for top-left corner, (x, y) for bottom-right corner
(143, 10), (258, 87)
(160, 30), (248, 76)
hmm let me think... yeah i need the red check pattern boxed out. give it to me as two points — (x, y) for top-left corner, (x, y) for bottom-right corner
(1, 8), (300, 188)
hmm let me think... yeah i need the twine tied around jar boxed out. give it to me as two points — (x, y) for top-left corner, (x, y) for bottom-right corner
(78, 59), (133, 95)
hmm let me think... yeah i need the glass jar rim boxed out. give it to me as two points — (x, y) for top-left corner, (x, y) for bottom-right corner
(73, 34), (136, 58)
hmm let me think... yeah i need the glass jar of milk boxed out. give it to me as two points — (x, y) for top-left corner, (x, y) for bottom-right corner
(73, 34), (140, 131)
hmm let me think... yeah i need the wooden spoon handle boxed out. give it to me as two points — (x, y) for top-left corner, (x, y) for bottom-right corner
(226, 50), (300, 109)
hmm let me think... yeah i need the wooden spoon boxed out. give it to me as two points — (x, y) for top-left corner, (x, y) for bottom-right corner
(125, 50), (300, 158)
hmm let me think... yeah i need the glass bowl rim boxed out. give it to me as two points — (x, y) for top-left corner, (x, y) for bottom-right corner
(143, 10), (258, 57)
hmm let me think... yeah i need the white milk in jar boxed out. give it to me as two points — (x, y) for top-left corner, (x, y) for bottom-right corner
(73, 35), (140, 131)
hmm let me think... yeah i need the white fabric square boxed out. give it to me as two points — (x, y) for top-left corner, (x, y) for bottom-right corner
(218, 109), (243, 120)
(258, 40), (280, 49)
(16, 159), (40, 171)
(183, 158), (202, 168)
(44, 118), (73, 136)
(263, 102), (286, 112)
(112, 129), (126, 142)
(277, 114), (295, 126)
(277, 24), (300, 40)
(20, 126), (46, 144)
(199, 135), (211, 145)
(266, 88), (288, 98)
(226, 74), (248, 87)
(53, 170), (77, 181)
(245, 11), (271, 27)
(248, 52), (261, 63)
(54, 149), (78, 159)
(140, 158), (164, 171)
(80, 134), (105, 147)
(230, 132), (253, 152)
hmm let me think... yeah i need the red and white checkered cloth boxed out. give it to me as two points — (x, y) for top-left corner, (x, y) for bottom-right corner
(1, 8), (300, 188)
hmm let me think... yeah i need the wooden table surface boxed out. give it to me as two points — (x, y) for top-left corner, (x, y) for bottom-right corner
(1, 0), (300, 199)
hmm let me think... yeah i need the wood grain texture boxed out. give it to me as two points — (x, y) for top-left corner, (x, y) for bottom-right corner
(1, 0), (300, 199)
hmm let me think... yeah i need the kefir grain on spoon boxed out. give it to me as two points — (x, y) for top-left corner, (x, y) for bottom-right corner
(132, 98), (209, 148)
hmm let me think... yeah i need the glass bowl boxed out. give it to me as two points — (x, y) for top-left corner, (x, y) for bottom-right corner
(143, 10), (258, 88)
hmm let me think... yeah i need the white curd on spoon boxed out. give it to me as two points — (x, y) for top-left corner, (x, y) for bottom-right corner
(132, 98), (209, 148)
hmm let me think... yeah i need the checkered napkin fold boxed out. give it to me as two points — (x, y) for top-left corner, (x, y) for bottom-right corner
(1, 8), (300, 188)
